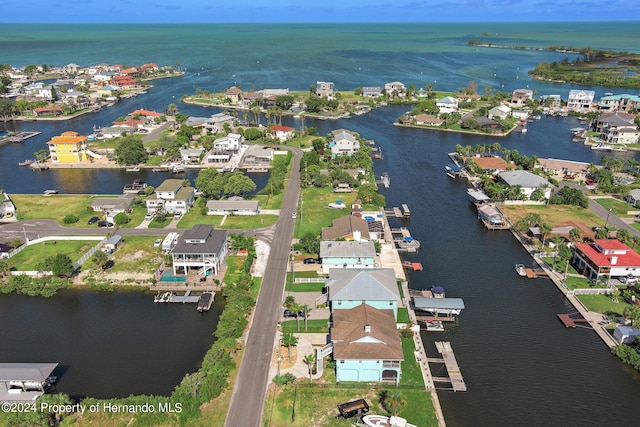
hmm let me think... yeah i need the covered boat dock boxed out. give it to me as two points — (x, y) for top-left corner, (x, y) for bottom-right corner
(412, 297), (465, 321)
(0, 363), (58, 402)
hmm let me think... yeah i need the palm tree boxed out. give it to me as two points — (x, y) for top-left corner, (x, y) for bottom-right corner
(379, 390), (406, 416)
(38, 392), (72, 426)
(303, 352), (316, 382)
(569, 227), (582, 243)
(282, 333), (298, 362)
(301, 304), (311, 331)
(612, 287), (621, 303)
(550, 236), (563, 267)
(539, 222), (552, 248)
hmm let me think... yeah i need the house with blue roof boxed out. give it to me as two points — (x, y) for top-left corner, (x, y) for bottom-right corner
(326, 269), (400, 319)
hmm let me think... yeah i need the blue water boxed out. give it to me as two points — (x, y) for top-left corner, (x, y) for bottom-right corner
(1, 22), (640, 425)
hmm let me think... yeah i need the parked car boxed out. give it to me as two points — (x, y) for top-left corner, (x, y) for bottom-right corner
(97, 221), (109, 227)
(586, 179), (595, 186)
(291, 212), (297, 219)
(173, 213), (182, 220)
(145, 213), (154, 221)
(303, 257), (319, 264)
(619, 275), (638, 285)
(283, 309), (305, 318)
(153, 239), (163, 247)
(88, 216), (100, 225)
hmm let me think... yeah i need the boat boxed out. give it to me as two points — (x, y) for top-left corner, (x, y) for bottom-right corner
(397, 237), (421, 250)
(591, 143), (613, 151)
(43, 189), (58, 195)
(125, 166), (140, 172)
(425, 319), (444, 331)
(171, 164), (186, 173)
(18, 160), (34, 167)
(516, 264), (526, 277)
(123, 179), (147, 194)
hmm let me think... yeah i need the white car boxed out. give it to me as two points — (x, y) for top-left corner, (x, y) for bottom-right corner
(292, 212), (297, 219)
(619, 275), (638, 285)
(145, 213), (154, 221)
(153, 239), (162, 248)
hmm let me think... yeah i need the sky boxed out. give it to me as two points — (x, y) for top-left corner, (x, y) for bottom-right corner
(1, 0), (639, 23)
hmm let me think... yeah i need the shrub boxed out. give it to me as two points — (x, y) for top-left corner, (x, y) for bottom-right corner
(273, 373), (296, 386)
(63, 214), (79, 224)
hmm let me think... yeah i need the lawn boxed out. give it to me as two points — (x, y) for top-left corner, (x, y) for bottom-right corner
(577, 294), (632, 318)
(9, 240), (96, 270)
(397, 307), (410, 324)
(263, 384), (436, 427)
(296, 187), (359, 238)
(223, 255), (246, 285)
(285, 272), (325, 292)
(177, 209), (278, 230)
(101, 236), (165, 274)
(595, 197), (637, 218)
(11, 194), (93, 223)
(563, 276), (594, 290)
(501, 204), (603, 230)
(400, 337), (424, 387)
(281, 319), (329, 333)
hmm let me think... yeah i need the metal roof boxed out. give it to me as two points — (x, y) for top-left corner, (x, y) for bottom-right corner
(0, 363), (58, 382)
(412, 297), (465, 310)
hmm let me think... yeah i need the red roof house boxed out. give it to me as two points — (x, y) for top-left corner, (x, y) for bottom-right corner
(573, 239), (640, 281)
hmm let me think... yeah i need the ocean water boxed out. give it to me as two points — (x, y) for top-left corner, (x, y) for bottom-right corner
(1, 22), (639, 97)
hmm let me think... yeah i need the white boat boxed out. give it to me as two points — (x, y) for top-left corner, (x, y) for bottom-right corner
(516, 264), (526, 277)
(591, 143), (613, 151)
(425, 319), (444, 331)
(125, 166), (140, 172)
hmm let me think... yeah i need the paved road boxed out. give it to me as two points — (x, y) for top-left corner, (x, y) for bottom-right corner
(225, 147), (302, 427)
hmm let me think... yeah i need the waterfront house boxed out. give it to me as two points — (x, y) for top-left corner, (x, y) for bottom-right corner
(362, 87), (382, 98)
(322, 215), (372, 241)
(145, 179), (195, 215)
(206, 199), (260, 216)
(572, 239), (640, 281)
(567, 90), (595, 112)
(316, 81), (335, 98)
(436, 96), (459, 114)
(213, 133), (242, 153)
(510, 89), (534, 107)
(225, 86), (242, 104)
(475, 117), (504, 133)
(590, 112), (636, 134)
(326, 268), (400, 319)
(477, 204), (504, 227)
(131, 109), (163, 121)
(320, 241), (376, 273)
(535, 158), (594, 179)
(34, 106), (63, 117)
(414, 114), (443, 126)
(90, 195), (134, 223)
(540, 94), (562, 109)
(270, 125), (295, 142)
(331, 304), (403, 384)
(241, 144), (276, 168)
(384, 81), (406, 97)
(330, 130), (360, 158)
(488, 104), (511, 120)
(180, 147), (205, 164)
(170, 225), (228, 276)
(498, 170), (552, 199)
(613, 325), (640, 344)
(465, 156), (511, 173)
(46, 131), (92, 163)
(598, 94), (640, 113)
(204, 112), (235, 133)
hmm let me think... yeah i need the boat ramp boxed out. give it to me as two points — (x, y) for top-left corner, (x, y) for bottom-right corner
(428, 342), (467, 392)
(154, 290), (214, 311)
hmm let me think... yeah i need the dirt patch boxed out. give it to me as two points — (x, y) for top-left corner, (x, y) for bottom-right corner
(274, 345), (298, 368)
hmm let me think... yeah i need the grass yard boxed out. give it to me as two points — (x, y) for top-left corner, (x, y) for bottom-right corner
(563, 276), (594, 290)
(263, 384), (436, 427)
(223, 255), (246, 285)
(296, 187), (359, 238)
(595, 197), (637, 218)
(281, 319), (329, 333)
(501, 204), (603, 230)
(397, 307), (410, 324)
(9, 240), (95, 270)
(577, 294), (632, 318)
(177, 209), (278, 230)
(11, 194), (92, 223)
(101, 236), (164, 274)
(400, 337), (424, 387)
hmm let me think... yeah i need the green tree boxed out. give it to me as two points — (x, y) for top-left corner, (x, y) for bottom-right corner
(195, 168), (225, 199)
(38, 392), (72, 426)
(92, 250), (109, 268)
(51, 253), (74, 278)
(114, 135), (148, 165)
(379, 390), (406, 416)
(303, 352), (316, 382)
(539, 222), (552, 248)
(282, 332), (298, 362)
(63, 214), (78, 224)
(114, 212), (129, 225)
(223, 172), (257, 196)
(569, 227), (582, 242)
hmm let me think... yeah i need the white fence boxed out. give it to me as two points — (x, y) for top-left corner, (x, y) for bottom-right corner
(6, 235), (107, 272)
(569, 288), (614, 296)
(293, 278), (326, 283)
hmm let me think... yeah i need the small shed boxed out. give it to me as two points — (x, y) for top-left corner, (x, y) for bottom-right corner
(102, 235), (123, 254)
(613, 325), (640, 344)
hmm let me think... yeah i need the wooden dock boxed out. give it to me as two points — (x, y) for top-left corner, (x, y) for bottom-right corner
(402, 262), (423, 271)
(433, 341), (467, 392)
(524, 268), (548, 279)
(155, 290), (215, 311)
(0, 131), (41, 147)
(557, 313), (591, 328)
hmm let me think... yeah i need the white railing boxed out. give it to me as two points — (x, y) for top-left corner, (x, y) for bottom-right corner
(571, 288), (614, 295)
(294, 278), (326, 283)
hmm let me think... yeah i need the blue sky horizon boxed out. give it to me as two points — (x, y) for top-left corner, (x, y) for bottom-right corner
(1, 0), (639, 23)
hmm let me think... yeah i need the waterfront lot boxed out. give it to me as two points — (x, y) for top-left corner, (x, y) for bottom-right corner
(12, 194), (92, 223)
(501, 204), (603, 233)
(8, 240), (92, 270)
(99, 236), (163, 274)
(177, 208), (278, 230)
(296, 187), (359, 238)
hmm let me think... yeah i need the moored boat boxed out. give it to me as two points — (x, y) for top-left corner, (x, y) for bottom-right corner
(516, 264), (526, 276)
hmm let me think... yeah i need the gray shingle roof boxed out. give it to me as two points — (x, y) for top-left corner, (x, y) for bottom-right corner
(171, 225), (227, 255)
(320, 241), (376, 258)
(0, 363), (58, 381)
(499, 170), (551, 188)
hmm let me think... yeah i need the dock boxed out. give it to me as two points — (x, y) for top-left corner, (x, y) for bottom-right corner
(376, 173), (390, 188)
(155, 290), (215, 311)
(402, 261), (423, 271)
(401, 204), (411, 218)
(524, 268), (548, 278)
(432, 341), (467, 392)
(557, 313), (591, 328)
(0, 131), (41, 147)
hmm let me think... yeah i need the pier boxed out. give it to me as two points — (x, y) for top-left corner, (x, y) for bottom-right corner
(557, 313), (591, 328)
(154, 290), (215, 311)
(0, 131), (41, 147)
(376, 173), (390, 188)
(431, 342), (467, 392)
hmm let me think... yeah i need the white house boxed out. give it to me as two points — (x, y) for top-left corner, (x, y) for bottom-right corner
(384, 81), (406, 96)
(614, 325), (640, 344)
(488, 104), (511, 120)
(170, 225), (228, 276)
(625, 189), (640, 207)
(204, 113), (235, 133)
(498, 170), (552, 199)
(330, 131), (360, 158)
(567, 89), (595, 112)
(145, 179), (195, 215)
(573, 239), (640, 281)
(316, 81), (335, 98)
(510, 89), (534, 107)
(213, 133), (242, 153)
(436, 96), (459, 114)
(206, 199), (260, 216)
(270, 125), (295, 142)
